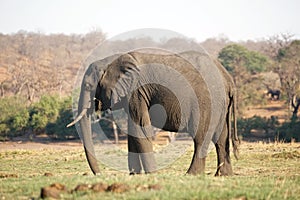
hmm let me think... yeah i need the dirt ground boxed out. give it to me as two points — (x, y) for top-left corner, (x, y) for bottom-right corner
(242, 100), (292, 122)
(0, 140), (82, 151)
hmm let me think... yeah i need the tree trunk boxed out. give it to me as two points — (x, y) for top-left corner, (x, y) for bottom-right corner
(112, 121), (119, 144)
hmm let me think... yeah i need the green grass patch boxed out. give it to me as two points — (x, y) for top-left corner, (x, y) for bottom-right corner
(0, 142), (299, 199)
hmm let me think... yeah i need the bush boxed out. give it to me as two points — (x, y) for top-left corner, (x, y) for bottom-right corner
(238, 116), (279, 139)
(10, 108), (30, 133)
(29, 95), (60, 132)
(238, 115), (300, 142)
(0, 96), (29, 140)
(0, 95), (78, 140)
(278, 118), (300, 142)
(45, 97), (78, 140)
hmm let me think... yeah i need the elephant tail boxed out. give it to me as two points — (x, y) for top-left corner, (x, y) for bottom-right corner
(231, 89), (240, 160)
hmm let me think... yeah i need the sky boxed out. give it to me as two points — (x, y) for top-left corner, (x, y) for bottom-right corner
(0, 0), (299, 42)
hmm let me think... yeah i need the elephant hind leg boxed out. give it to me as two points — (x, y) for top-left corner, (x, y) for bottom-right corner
(214, 123), (233, 176)
(186, 140), (206, 175)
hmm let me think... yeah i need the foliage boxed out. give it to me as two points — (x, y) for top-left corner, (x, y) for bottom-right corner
(218, 44), (269, 75)
(275, 40), (300, 101)
(0, 96), (29, 140)
(1, 32), (300, 142)
(45, 97), (77, 140)
(278, 118), (300, 142)
(30, 95), (60, 131)
(238, 116), (280, 139)
(10, 108), (30, 133)
(218, 44), (270, 113)
(0, 30), (106, 100)
(0, 95), (77, 140)
(238, 115), (300, 142)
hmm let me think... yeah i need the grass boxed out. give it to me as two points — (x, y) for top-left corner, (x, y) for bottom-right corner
(0, 141), (299, 199)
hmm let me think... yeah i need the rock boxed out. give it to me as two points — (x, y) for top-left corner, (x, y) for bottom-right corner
(44, 172), (54, 177)
(148, 184), (162, 190)
(136, 184), (162, 191)
(92, 182), (108, 192)
(41, 186), (60, 199)
(107, 183), (129, 193)
(40, 183), (67, 199)
(41, 183), (67, 199)
(82, 172), (89, 176)
(50, 183), (67, 191)
(135, 184), (149, 191)
(0, 173), (18, 178)
(73, 184), (91, 192)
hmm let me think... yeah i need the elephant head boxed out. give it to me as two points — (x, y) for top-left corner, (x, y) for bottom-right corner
(67, 54), (120, 175)
(96, 53), (139, 112)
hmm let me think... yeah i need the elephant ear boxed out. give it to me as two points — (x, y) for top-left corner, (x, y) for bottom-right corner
(111, 53), (140, 104)
(86, 54), (121, 89)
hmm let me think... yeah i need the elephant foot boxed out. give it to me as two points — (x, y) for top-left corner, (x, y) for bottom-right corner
(140, 152), (157, 173)
(128, 152), (156, 174)
(128, 152), (142, 175)
(129, 172), (142, 175)
(215, 162), (233, 176)
(186, 157), (205, 175)
(186, 166), (205, 175)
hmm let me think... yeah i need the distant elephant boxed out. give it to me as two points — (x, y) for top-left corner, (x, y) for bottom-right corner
(267, 89), (281, 100)
(67, 50), (239, 176)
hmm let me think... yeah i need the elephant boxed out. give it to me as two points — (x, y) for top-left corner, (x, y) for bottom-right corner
(267, 89), (281, 100)
(180, 51), (238, 175)
(67, 49), (239, 176)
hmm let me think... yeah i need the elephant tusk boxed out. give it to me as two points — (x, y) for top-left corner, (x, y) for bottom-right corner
(66, 108), (88, 127)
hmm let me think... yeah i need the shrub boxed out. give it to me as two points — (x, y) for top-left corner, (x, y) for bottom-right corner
(45, 97), (78, 140)
(10, 108), (30, 133)
(0, 94), (78, 140)
(238, 116), (279, 139)
(278, 118), (300, 142)
(238, 115), (300, 142)
(29, 95), (60, 132)
(0, 96), (29, 140)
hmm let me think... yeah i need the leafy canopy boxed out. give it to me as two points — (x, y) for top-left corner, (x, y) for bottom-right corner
(218, 44), (269, 74)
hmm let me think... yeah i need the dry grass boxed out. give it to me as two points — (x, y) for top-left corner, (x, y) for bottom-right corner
(0, 141), (299, 199)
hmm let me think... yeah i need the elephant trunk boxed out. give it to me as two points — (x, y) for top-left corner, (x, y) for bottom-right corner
(67, 93), (100, 175)
(79, 112), (100, 175)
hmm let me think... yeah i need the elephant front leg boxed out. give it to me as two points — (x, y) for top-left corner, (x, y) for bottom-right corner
(128, 135), (142, 175)
(214, 123), (233, 176)
(127, 108), (157, 174)
(127, 134), (156, 174)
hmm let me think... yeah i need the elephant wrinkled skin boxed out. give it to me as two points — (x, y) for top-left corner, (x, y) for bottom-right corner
(68, 50), (239, 176)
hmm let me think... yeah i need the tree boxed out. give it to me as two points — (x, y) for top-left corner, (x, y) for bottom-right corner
(0, 30), (106, 102)
(291, 95), (300, 118)
(262, 33), (293, 59)
(218, 44), (269, 75)
(218, 44), (270, 111)
(200, 35), (230, 58)
(276, 40), (300, 110)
